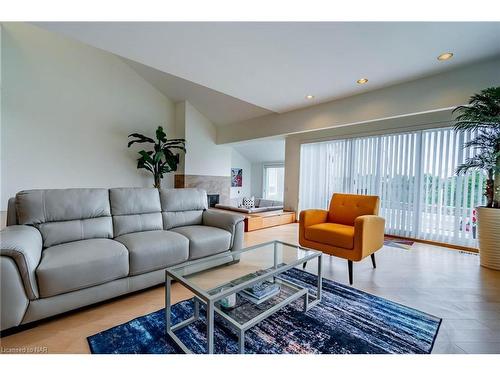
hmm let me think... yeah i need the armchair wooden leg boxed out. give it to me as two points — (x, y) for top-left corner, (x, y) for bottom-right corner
(371, 253), (376, 268)
(303, 261), (307, 269)
(348, 260), (353, 285)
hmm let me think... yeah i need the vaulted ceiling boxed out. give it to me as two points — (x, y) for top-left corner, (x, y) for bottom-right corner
(232, 138), (285, 163)
(36, 22), (500, 125)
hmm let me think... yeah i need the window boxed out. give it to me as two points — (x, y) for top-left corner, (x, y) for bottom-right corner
(299, 127), (485, 247)
(263, 164), (285, 201)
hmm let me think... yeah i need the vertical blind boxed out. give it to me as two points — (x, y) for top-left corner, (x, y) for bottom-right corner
(299, 127), (485, 247)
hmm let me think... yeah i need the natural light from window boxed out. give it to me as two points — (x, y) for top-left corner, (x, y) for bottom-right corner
(263, 165), (285, 202)
(299, 127), (485, 247)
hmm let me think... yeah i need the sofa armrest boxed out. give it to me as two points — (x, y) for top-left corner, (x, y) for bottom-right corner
(354, 215), (385, 258)
(299, 209), (328, 228)
(202, 209), (245, 249)
(203, 209), (245, 232)
(1, 225), (43, 300)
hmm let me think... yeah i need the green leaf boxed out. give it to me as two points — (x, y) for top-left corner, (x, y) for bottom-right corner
(156, 126), (167, 143)
(153, 150), (164, 164)
(138, 150), (154, 164)
(127, 133), (155, 148)
(137, 158), (154, 173)
(162, 140), (186, 146)
(453, 87), (500, 133)
(128, 127), (186, 182)
(163, 145), (186, 153)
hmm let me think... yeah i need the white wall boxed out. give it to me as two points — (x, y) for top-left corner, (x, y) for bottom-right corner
(230, 148), (251, 199)
(1, 23), (177, 210)
(251, 163), (263, 198)
(183, 101), (231, 176)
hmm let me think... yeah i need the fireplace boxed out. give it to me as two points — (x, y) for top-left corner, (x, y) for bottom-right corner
(207, 194), (220, 208)
(175, 175), (230, 205)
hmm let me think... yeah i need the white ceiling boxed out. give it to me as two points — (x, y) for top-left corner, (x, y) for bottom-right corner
(36, 22), (500, 120)
(123, 58), (272, 125)
(231, 138), (285, 163)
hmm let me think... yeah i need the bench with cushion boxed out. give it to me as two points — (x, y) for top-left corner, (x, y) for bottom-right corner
(215, 197), (283, 214)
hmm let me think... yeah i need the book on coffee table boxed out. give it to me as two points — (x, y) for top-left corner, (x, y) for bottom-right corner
(240, 281), (281, 304)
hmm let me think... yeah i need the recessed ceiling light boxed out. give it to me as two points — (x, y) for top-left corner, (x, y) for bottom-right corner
(306, 95), (315, 99)
(437, 52), (454, 61)
(356, 78), (369, 84)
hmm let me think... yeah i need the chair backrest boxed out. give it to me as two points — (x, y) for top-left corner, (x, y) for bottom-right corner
(328, 193), (380, 226)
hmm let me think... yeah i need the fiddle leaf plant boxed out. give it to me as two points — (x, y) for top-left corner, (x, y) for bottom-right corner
(128, 126), (186, 188)
(453, 87), (500, 208)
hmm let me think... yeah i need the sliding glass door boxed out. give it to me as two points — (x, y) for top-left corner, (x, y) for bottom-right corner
(299, 127), (485, 247)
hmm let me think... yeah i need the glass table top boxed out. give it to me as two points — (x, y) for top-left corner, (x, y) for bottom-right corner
(167, 241), (319, 298)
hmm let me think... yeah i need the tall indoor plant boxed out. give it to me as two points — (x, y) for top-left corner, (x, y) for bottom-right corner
(453, 87), (500, 269)
(128, 126), (186, 188)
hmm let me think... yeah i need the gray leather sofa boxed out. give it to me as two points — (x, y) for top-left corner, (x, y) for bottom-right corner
(0, 187), (244, 332)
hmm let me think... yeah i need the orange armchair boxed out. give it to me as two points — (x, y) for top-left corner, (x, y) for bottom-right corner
(299, 193), (385, 284)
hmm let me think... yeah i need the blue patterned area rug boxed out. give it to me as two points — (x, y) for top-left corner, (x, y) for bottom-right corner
(87, 268), (441, 354)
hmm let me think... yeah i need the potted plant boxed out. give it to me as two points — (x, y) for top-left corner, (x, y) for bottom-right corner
(128, 126), (186, 188)
(453, 87), (500, 270)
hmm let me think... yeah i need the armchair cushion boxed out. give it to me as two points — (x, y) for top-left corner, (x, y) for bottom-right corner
(305, 222), (355, 249)
(0, 225), (43, 300)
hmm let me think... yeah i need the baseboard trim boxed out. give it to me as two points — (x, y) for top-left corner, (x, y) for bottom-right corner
(385, 234), (479, 254)
(295, 220), (478, 253)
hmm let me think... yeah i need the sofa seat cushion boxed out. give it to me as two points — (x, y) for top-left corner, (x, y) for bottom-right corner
(305, 223), (355, 249)
(36, 239), (129, 298)
(115, 230), (189, 276)
(170, 225), (231, 260)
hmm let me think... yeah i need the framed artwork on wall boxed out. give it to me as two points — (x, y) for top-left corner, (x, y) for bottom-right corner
(231, 168), (243, 187)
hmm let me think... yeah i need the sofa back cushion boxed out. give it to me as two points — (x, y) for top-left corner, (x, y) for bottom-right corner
(110, 188), (162, 237)
(15, 189), (112, 248)
(258, 199), (282, 208)
(160, 188), (207, 229)
(328, 193), (380, 226)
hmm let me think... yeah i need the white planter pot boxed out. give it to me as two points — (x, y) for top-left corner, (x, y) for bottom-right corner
(477, 206), (500, 270)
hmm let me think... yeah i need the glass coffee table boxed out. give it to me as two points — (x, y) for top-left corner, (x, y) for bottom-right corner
(165, 240), (322, 354)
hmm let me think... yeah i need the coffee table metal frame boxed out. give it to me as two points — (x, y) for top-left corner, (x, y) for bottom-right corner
(165, 240), (322, 354)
